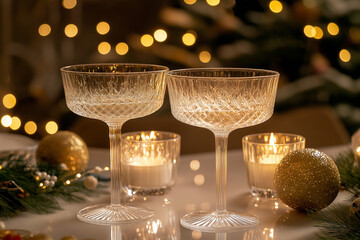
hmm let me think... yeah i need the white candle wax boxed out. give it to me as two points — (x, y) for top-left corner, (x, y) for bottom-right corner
(249, 154), (284, 189)
(122, 157), (173, 188)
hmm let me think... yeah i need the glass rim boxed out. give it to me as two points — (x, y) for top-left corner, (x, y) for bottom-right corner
(242, 132), (305, 145)
(167, 67), (279, 79)
(122, 131), (181, 143)
(60, 63), (169, 75)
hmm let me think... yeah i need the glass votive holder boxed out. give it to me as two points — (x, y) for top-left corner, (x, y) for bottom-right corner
(121, 131), (181, 196)
(242, 133), (305, 198)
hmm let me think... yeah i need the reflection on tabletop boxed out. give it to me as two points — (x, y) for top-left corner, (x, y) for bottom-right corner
(2, 145), (349, 239)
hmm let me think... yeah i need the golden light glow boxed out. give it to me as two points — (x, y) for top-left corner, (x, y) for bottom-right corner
(45, 121), (58, 134)
(140, 34), (154, 47)
(314, 26), (323, 39)
(304, 25), (316, 38)
(199, 51), (211, 63)
(115, 42), (129, 55)
(104, 166), (110, 171)
(64, 24), (78, 38)
(269, 0), (283, 13)
(98, 41), (111, 55)
(184, 0), (197, 5)
(3, 94), (16, 109)
(357, 146), (360, 153)
(206, 0), (220, 6)
(154, 29), (167, 42)
(96, 21), (110, 35)
(182, 32), (196, 46)
(38, 24), (51, 37)
(62, 0), (77, 9)
(190, 160), (200, 171)
(327, 22), (339, 36)
(10, 116), (21, 130)
(339, 49), (351, 62)
(192, 231), (202, 239)
(65, 180), (71, 185)
(24, 121), (37, 135)
(1, 115), (12, 127)
(76, 173), (82, 178)
(194, 174), (205, 186)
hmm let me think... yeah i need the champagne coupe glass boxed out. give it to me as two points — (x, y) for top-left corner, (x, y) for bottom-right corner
(167, 68), (279, 232)
(60, 63), (168, 225)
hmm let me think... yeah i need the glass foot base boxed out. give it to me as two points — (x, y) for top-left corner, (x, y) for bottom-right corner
(180, 210), (259, 233)
(251, 186), (277, 198)
(77, 204), (154, 225)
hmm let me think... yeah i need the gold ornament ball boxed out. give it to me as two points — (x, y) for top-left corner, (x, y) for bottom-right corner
(36, 131), (89, 172)
(274, 148), (340, 211)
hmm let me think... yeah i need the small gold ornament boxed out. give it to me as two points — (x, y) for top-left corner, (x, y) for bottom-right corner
(274, 148), (340, 211)
(36, 131), (89, 172)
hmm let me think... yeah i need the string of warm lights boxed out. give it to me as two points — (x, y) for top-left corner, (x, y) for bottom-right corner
(5, 0), (357, 137)
(1, 92), (58, 135)
(268, 0), (353, 64)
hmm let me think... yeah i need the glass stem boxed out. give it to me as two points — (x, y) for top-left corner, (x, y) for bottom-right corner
(108, 124), (124, 206)
(214, 132), (229, 213)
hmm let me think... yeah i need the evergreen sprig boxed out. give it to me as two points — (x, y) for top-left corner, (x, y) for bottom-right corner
(312, 149), (360, 239)
(0, 154), (105, 218)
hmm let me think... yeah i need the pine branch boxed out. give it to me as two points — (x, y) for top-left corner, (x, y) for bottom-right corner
(0, 154), (106, 218)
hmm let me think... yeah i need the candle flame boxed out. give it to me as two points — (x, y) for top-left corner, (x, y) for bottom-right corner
(269, 133), (277, 154)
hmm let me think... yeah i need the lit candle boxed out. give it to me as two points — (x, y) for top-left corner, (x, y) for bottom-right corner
(243, 133), (305, 198)
(121, 131), (181, 195)
(122, 157), (173, 187)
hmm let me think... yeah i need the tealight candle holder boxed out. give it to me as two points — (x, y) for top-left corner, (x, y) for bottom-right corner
(242, 133), (305, 198)
(121, 131), (181, 195)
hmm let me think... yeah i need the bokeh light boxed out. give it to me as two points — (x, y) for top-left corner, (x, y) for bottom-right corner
(206, 0), (220, 6)
(269, 0), (283, 13)
(38, 24), (51, 37)
(194, 174), (205, 186)
(115, 42), (129, 55)
(184, 0), (197, 5)
(304, 25), (316, 38)
(64, 24), (78, 38)
(96, 21), (110, 35)
(154, 29), (167, 42)
(339, 49), (351, 62)
(327, 22), (339, 36)
(45, 121), (58, 134)
(314, 26), (323, 39)
(1, 115), (12, 127)
(192, 231), (202, 239)
(10, 116), (21, 130)
(62, 0), (77, 9)
(140, 34), (154, 47)
(3, 94), (16, 109)
(199, 51), (211, 63)
(190, 160), (200, 171)
(182, 32), (196, 46)
(98, 41), (111, 55)
(24, 121), (37, 135)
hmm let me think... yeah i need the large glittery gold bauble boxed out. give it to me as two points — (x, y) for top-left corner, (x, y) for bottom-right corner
(36, 131), (89, 172)
(274, 148), (340, 211)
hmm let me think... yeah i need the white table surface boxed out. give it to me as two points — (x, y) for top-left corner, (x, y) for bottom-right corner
(3, 144), (350, 240)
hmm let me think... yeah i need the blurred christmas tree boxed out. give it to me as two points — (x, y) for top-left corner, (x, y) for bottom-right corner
(0, 0), (360, 138)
